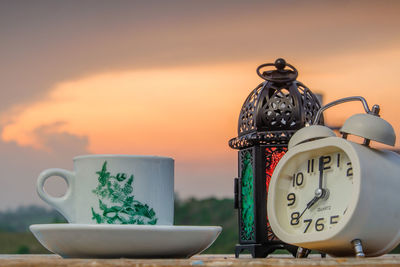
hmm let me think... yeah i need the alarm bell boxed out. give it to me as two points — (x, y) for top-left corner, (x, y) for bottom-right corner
(340, 113), (396, 146)
(312, 96), (396, 147)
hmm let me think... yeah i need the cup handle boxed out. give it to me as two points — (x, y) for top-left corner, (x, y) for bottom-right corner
(36, 168), (75, 223)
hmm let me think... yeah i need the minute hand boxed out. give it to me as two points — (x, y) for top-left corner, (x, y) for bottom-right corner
(298, 195), (320, 221)
(317, 156), (327, 198)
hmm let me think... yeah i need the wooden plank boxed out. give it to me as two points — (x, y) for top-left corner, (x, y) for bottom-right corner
(1, 254), (400, 267)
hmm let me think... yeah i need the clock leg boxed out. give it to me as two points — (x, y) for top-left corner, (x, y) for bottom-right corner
(296, 247), (311, 258)
(351, 239), (365, 257)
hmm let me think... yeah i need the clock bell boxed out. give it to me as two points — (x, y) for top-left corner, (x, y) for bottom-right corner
(228, 58), (323, 258)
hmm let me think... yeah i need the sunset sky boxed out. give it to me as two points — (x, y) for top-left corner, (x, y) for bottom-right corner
(1, 0), (400, 210)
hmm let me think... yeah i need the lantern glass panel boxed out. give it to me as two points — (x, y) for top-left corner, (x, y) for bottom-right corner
(265, 147), (287, 193)
(265, 146), (287, 240)
(240, 149), (255, 241)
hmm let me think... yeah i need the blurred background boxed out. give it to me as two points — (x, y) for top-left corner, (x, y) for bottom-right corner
(1, 0), (400, 254)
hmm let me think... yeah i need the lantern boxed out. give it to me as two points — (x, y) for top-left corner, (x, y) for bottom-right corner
(229, 58), (323, 258)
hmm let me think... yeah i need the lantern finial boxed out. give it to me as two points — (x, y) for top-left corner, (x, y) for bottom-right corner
(274, 58), (286, 70)
(257, 58), (298, 82)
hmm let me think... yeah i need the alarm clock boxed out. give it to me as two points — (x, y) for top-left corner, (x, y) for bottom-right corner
(267, 96), (400, 257)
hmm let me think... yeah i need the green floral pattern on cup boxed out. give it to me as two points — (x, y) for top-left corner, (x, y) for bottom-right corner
(91, 161), (158, 225)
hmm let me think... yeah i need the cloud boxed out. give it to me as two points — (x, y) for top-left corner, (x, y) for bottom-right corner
(1, 64), (255, 158)
(0, 126), (89, 211)
(0, 63), (256, 210)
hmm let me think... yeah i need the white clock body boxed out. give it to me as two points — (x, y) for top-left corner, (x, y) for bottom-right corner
(267, 135), (400, 256)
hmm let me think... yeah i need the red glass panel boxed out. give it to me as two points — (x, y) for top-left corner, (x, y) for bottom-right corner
(265, 147), (287, 193)
(265, 146), (287, 240)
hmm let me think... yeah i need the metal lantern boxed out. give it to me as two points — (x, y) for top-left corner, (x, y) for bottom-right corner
(229, 58), (323, 258)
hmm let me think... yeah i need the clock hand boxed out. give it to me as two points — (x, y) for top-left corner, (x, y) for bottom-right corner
(318, 156), (327, 198)
(319, 156), (324, 189)
(296, 156), (328, 223)
(297, 160), (327, 222)
(297, 195), (320, 221)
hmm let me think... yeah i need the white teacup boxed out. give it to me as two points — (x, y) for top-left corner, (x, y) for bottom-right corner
(36, 155), (174, 225)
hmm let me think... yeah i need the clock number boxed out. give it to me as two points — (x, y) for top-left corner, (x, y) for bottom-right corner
(330, 215), (339, 224)
(315, 218), (325, 231)
(290, 212), (300, 226)
(346, 162), (353, 177)
(337, 153), (341, 168)
(292, 172), (304, 187)
(287, 193), (296, 206)
(322, 156), (331, 170)
(307, 159), (314, 173)
(303, 219), (312, 233)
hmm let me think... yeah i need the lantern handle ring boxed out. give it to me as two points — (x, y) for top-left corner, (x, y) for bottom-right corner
(256, 58), (298, 82)
(312, 96), (374, 125)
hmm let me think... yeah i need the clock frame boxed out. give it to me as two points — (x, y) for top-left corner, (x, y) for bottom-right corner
(268, 134), (400, 256)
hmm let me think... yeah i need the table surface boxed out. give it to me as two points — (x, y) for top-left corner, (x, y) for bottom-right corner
(1, 254), (400, 267)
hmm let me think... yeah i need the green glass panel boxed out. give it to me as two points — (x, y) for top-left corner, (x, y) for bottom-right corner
(241, 151), (255, 240)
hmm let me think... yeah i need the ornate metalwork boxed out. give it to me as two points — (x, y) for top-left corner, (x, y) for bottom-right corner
(257, 83), (300, 131)
(230, 58), (323, 150)
(296, 81), (322, 126)
(266, 220), (277, 241)
(229, 130), (295, 149)
(238, 84), (263, 135)
(240, 149), (255, 241)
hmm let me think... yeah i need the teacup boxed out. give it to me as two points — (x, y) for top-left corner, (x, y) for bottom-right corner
(36, 155), (174, 225)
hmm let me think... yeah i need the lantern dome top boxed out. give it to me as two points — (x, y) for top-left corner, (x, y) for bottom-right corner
(229, 59), (323, 150)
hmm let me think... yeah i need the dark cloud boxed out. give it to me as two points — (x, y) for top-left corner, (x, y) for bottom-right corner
(0, 125), (89, 210)
(1, 0), (400, 111)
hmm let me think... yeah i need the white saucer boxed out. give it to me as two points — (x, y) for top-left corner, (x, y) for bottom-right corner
(30, 224), (222, 258)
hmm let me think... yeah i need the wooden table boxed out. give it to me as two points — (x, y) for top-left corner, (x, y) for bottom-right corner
(1, 254), (400, 267)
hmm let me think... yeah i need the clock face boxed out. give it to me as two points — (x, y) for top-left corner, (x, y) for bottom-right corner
(273, 148), (354, 236)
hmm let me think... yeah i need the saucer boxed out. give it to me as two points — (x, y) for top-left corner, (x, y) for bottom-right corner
(30, 224), (222, 258)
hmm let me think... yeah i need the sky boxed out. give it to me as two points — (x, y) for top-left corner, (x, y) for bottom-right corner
(1, 0), (400, 211)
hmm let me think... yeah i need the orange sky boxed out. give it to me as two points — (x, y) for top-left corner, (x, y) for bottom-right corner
(1, 64), (252, 157)
(3, 47), (400, 157)
(1, 0), (400, 209)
